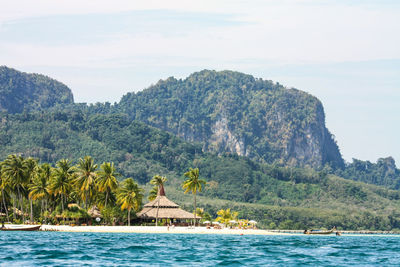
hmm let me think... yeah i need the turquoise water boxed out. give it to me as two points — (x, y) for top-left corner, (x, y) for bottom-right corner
(1, 233), (400, 266)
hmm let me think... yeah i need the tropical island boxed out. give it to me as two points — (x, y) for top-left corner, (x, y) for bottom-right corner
(1, 154), (260, 232)
(1, 66), (400, 232)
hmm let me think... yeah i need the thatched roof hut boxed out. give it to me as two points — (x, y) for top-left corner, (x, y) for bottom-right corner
(68, 203), (82, 209)
(88, 206), (102, 218)
(13, 208), (28, 216)
(137, 186), (197, 220)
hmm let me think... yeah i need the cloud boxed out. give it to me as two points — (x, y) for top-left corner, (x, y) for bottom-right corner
(1, 0), (399, 69)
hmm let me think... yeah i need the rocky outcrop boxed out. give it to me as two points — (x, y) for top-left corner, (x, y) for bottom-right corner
(118, 70), (345, 169)
(209, 116), (246, 155)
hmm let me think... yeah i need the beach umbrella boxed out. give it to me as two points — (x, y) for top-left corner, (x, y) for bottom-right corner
(249, 220), (257, 224)
(229, 220), (237, 224)
(203, 221), (211, 224)
(212, 221), (220, 225)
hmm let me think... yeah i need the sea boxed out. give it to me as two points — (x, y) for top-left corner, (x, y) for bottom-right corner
(1, 232), (400, 266)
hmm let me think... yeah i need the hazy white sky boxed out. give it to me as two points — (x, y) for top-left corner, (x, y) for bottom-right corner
(0, 0), (399, 164)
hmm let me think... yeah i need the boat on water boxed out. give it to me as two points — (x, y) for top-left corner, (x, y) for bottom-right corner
(304, 227), (335, 235)
(1, 224), (41, 231)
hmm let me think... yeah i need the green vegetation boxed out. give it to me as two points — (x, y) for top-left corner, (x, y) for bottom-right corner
(1, 111), (400, 229)
(1, 67), (400, 230)
(117, 178), (143, 226)
(0, 66), (73, 113)
(216, 208), (238, 226)
(338, 157), (400, 190)
(115, 70), (344, 168)
(0, 154), (144, 225)
(182, 167), (206, 226)
(149, 174), (167, 225)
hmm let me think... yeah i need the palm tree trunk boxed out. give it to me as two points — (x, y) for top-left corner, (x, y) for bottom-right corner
(41, 199), (44, 218)
(61, 194), (65, 224)
(194, 193), (197, 227)
(105, 190), (109, 208)
(17, 187), (25, 223)
(30, 199), (33, 223)
(128, 209), (131, 226)
(20, 195), (25, 223)
(2, 189), (8, 219)
(12, 195), (16, 221)
(85, 191), (88, 209)
(156, 198), (160, 226)
(61, 194), (64, 213)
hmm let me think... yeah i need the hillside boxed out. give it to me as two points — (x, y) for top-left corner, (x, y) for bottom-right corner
(116, 70), (344, 169)
(338, 157), (400, 190)
(1, 111), (400, 230)
(0, 66), (74, 113)
(1, 67), (400, 229)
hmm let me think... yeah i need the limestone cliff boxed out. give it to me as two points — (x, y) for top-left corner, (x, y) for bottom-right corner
(117, 70), (344, 168)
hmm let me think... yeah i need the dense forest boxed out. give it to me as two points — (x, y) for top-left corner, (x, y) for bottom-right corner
(338, 157), (400, 190)
(0, 66), (74, 113)
(1, 111), (400, 230)
(1, 66), (400, 230)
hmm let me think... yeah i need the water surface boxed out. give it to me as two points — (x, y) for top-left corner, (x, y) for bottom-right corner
(1, 232), (399, 266)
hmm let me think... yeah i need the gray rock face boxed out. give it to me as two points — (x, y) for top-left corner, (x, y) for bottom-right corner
(209, 116), (246, 156)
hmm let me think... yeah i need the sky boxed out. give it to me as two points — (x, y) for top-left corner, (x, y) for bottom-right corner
(0, 0), (399, 165)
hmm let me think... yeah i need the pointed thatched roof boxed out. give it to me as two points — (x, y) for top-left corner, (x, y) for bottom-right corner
(144, 195), (179, 208)
(137, 185), (198, 220)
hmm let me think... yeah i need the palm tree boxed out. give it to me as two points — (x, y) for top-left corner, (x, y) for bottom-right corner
(97, 162), (119, 208)
(3, 155), (29, 222)
(216, 208), (238, 227)
(195, 208), (211, 224)
(49, 159), (74, 215)
(182, 168), (206, 227)
(0, 163), (10, 220)
(148, 186), (158, 201)
(117, 178), (143, 226)
(150, 175), (167, 194)
(75, 156), (98, 209)
(196, 208), (205, 219)
(29, 163), (51, 218)
(25, 157), (38, 222)
(150, 175), (167, 226)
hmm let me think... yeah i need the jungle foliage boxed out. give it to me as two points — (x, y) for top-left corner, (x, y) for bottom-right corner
(1, 67), (400, 230)
(0, 66), (73, 113)
(1, 112), (400, 230)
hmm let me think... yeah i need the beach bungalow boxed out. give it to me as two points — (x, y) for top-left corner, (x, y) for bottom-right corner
(137, 185), (199, 225)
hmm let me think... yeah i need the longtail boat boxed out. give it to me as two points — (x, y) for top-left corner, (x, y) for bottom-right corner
(304, 228), (335, 235)
(1, 225), (41, 231)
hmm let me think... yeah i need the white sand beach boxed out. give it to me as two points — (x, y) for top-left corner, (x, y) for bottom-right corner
(40, 225), (288, 235)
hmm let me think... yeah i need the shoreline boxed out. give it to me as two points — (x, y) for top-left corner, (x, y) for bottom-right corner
(38, 225), (287, 235)
(5, 224), (399, 235)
